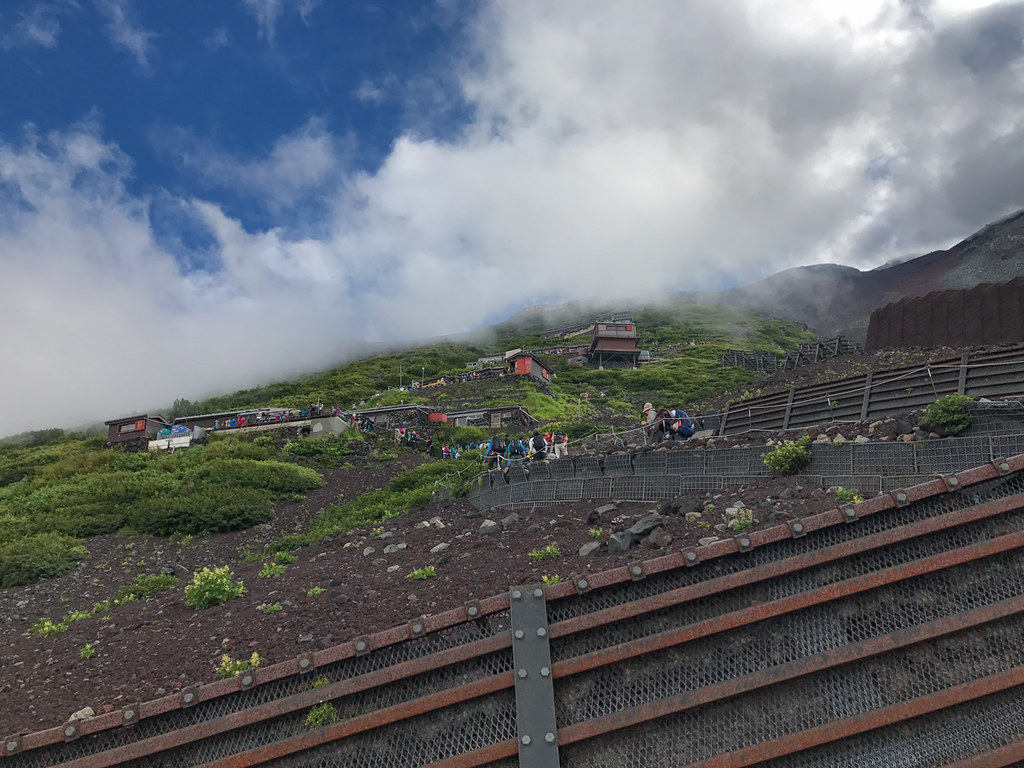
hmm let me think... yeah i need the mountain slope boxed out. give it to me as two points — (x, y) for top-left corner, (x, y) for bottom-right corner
(695, 208), (1024, 341)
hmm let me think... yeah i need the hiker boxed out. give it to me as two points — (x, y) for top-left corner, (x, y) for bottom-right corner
(486, 435), (506, 470)
(642, 403), (672, 445)
(528, 429), (547, 461)
(552, 431), (568, 458)
(669, 409), (696, 440)
(505, 435), (526, 465)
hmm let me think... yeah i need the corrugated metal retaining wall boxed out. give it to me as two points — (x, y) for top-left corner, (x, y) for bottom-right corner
(716, 345), (1024, 436)
(6, 456), (1024, 766)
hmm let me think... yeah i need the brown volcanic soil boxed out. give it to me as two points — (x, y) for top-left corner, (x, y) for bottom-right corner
(0, 436), (859, 737)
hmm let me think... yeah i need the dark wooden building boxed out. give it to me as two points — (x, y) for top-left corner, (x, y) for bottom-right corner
(590, 322), (640, 368)
(104, 414), (170, 447)
(504, 351), (554, 383)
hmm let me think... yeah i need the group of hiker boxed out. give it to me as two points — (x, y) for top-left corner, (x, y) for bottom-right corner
(483, 430), (569, 470)
(641, 402), (697, 445)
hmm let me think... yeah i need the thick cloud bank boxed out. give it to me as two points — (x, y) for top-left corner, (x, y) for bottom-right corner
(3, 0), (1024, 434)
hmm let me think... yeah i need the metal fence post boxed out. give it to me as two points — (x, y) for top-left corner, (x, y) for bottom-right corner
(510, 586), (560, 767)
(860, 371), (874, 421)
(958, 352), (970, 395)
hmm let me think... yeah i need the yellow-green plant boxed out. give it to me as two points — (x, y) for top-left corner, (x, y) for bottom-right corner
(529, 545), (561, 563)
(215, 651), (262, 679)
(305, 702), (338, 729)
(406, 566), (436, 580)
(762, 436), (813, 475)
(184, 566), (245, 610)
(541, 574), (563, 585)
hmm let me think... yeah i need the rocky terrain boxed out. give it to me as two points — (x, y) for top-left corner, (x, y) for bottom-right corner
(0, 409), (940, 736)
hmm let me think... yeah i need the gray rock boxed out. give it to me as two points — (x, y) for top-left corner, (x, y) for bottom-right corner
(372, 558), (387, 567)
(362, 547), (375, 557)
(724, 507), (739, 519)
(429, 542), (450, 554)
(69, 706), (95, 721)
(629, 512), (666, 537)
(414, 521), (431, 529)
(854, 435), (871, 444)
(387, 565), (400, 573)
(595, 503), (618, 516)
(685, 511), (703, 522)
(383, 543), (407, 554)
(833, 434), (848, 444)
(869, 420), (884, 433)
(501, 513), (520, 530)
(479, 519), (500, 536)
(578, 541), (603, 557)
(698, 536), (721, 546)
(429, 517), (446, 529)
(378, 531), (394, 539)
(606, 531), (634, 555)
(298, 634), (314, 643)
(693, 429), (715, 439)
(642, 527), (672, 549)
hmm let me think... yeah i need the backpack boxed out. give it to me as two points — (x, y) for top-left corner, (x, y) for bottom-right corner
(508, 439), (525, 457)
(554, 433), (565, 445)
(491, 436), (506, 454)
(672, 409), (696, 438)
(531, 434), (546, 452)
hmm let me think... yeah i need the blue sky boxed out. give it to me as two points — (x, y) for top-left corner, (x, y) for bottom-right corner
(2, 0), (1024, 434)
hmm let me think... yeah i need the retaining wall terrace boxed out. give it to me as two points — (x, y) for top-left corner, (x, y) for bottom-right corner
(466, 407), (1024, 511)
(7, 456), (1024, 766)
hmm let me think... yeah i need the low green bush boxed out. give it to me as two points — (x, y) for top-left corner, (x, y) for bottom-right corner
(763, 436), (813, 475)
(184, 566), (246, 610)
(0, 532), (88, 588)
(921, 394), (973, 436)
(305, 702), (338, 729)
(115, 574), (180, 603)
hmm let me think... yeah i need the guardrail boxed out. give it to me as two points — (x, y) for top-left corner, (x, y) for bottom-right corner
(717, 344), (1024, 436)
(6, 455), (1024, 766)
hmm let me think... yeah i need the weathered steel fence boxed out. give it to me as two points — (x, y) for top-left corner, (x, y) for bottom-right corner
(5, 455), (1024, 767)
(721, 338), (861, 374)
(465, 411), (1024, 511)
(717, 344), (1024, 436)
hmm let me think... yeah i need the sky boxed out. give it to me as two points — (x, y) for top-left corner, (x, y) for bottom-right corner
(2, 0), (1024, 435)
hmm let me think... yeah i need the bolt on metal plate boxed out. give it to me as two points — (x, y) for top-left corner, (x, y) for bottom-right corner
(684, 550), (699, 566)
(4, 736), (20, 755)
(354, 636), (370, 656)
(464, 599), (481, 619)
(297, 654), (313, 674)
(993, 458), (1012, 475)
(629, 564), (645, 580)
(843, 506), (858, 523)
(122, 703), (139, 724)
(892, 489), (910, 507)
(182, 685), (199, 707)
(942, 474), (960, 491)
(789, 520), (806, 537)
(62, 723), (77, 742)
(408, 617), (426, 638)
(509, 584), (559, 767)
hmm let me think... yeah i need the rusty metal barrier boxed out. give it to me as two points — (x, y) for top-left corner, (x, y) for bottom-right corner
(5, 455), (1024, 767)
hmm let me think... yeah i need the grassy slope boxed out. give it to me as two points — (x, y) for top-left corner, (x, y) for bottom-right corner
(0, 303), (812, 588)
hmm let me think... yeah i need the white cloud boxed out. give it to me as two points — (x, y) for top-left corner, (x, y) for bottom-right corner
(205, 26), (230, 51)
(159, 118), (346, 212)
(1, 3), (66, 49)
(5, 0), (1024, 434)
(93, 0), (154, 69)
(242, 0), (319, 43)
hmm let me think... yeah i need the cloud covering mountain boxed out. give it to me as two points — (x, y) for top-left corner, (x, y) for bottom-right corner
(3, 0), (1024, 434)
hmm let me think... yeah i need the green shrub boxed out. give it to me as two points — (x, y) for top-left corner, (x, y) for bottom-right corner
(184, 566), (246, 610)
(259, 602), (283, 614)
(921, 394), (973, 436)
(406, 566), (436, 580)
(273, 551), (298, 565)
(305, 702), (338, 729)
(258, 562), (286, 578)
(307, 586), (326, 597)
(126, 485), (276, 537)
(115, 574), (179, 603)
(763, 436), (813, 475)
(0, 532), (88, 588)
(79, 643), (96, 659)
(528, 545), (561, 562)
(835, 487), (865, 503)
